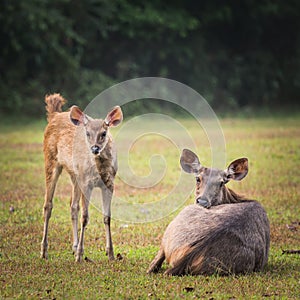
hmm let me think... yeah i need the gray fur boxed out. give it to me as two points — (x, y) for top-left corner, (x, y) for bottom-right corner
(148, 149), (270, 276)
(148, 202), (270, 276)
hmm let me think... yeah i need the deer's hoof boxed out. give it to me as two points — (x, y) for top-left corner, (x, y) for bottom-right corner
(41, 250), (48, 259)
(75, 255), (83, 263)
(106, 248), (115, 261)
(75, 250), (84, 262)
(72, 245), (78, 255)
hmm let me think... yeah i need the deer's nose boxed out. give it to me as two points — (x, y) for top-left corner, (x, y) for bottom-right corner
(196, 197), (210, 208)
(91, 145), (100, 155)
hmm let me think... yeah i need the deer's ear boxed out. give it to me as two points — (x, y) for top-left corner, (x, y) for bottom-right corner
(225, 158), (248, 181)
(180, 149), (202, 174)
(105, 106), (123, 127)
(70, 106), (88, 126)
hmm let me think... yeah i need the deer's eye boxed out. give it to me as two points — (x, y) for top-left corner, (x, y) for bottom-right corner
(101, 131), (107, 138)
(196, 177), (201, 183)
(86, 131), (90, 137)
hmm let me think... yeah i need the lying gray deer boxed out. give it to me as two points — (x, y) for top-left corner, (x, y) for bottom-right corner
(41, 94), (123, 262)
(148, 149), (270, 275)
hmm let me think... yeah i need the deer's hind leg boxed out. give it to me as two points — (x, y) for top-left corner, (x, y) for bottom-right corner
(41, 162), (62, 259)
(147, 248), (165, 273)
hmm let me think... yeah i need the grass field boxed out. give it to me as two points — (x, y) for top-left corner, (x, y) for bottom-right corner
(0, 116), (299, 299)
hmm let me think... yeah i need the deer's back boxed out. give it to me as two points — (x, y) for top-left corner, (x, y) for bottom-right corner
(44, 112), (75, 168)
(44, 112), (96, 176)
(163, 201), (270, 274)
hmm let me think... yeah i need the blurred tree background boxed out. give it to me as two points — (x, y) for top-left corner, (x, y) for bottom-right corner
(1, 0), (299, 116)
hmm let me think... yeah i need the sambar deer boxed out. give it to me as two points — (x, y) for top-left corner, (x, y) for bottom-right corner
(147, 149), (270, 275)
(41, 93), (123, 262)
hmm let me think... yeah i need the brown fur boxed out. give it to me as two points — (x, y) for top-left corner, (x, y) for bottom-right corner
(41, 94), (122, 262)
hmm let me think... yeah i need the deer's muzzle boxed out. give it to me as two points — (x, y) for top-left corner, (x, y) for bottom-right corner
(196, 197), (211, 208)
(91, 145), (100, 155)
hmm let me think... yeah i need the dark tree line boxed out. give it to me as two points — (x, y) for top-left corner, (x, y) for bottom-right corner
(1, 0), (299, 116)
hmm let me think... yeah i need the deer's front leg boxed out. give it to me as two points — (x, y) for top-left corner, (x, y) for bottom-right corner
(147, 248), (165, 273)
(101, 185), (114, 261)
(76, 187), (91, 262)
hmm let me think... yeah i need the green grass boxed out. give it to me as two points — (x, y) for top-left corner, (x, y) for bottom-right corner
(0, 116), (300, 299)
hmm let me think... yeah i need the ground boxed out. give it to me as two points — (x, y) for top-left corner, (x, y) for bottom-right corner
(0, 116), (299, 299)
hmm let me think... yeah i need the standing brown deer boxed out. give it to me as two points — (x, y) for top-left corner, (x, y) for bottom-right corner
(41, 93), (123, 262)
(147, 149), (270, 275)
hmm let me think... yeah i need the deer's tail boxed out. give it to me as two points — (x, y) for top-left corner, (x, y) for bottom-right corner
(45, 93), (67, 122)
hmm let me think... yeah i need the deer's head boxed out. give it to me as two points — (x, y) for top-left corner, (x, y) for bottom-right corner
(180, 149), (248, 208)
(70, 106), (123, 156)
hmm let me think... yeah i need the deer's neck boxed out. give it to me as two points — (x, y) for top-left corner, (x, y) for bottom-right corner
(94, 142), (116, 192)
(222, 186), (245, 204)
